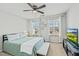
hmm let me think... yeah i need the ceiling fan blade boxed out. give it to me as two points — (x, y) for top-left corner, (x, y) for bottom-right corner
(24, 10), (33, 11)
(27, 3), (34, 9)
(37, 4), (46, 9)
(37, 10), (44, 14)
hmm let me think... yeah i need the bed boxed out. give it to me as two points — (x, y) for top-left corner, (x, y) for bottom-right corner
(2, 33), (44, 56)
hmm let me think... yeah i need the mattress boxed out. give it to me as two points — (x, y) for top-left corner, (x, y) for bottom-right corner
(3, 37), (44, 56)
(20, 37), (44, 55)
(3, 37), (32, 56)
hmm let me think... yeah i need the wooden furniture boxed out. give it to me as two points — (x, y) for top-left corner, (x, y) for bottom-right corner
(63, 39), (79, 56)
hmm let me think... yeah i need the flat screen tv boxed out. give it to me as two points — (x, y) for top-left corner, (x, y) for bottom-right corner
(67, 28), (78, 46)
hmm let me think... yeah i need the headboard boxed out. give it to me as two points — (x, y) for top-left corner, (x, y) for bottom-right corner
(2, 35), (8, 50)
(3, 35), (8, 43)
(3, 33), (19, 42)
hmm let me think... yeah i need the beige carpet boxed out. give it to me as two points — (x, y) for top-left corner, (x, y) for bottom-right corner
(0, 43), (67, 56)
(47, 43), (67, 56)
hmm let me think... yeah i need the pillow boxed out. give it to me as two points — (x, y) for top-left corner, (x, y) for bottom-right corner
(7, 33), (20, 41)
(19, 32), (27, 38)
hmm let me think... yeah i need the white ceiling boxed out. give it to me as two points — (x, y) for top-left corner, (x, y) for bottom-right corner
(0, 3), (73, 19)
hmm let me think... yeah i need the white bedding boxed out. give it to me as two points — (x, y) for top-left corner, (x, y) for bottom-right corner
(37, 42), (50, 56)
(20, 37), (43, 55)
(7, 33), (20, 41)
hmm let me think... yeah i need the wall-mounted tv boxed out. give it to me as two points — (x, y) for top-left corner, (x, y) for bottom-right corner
(67, 28), (78, 46)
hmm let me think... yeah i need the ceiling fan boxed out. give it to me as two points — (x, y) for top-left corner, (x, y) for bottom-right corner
(23, 3), (46, 14)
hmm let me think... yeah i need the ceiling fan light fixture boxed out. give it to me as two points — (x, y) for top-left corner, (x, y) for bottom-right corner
(24, 3), (46, 14)
(32, 11), (37, 13)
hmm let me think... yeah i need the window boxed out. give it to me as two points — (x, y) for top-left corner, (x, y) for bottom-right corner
(48, 20), (59, 34)
(48, 20), (59, 27)
(32, 21), (40, 28)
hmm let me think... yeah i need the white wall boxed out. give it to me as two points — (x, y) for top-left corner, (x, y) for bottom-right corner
(67, 4), (79, 27)
(60, 13), (67, 42)
(0, 11), (27, 51)
(67, 4), (79, 42)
